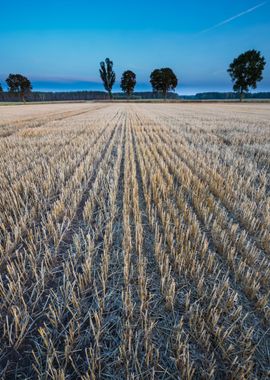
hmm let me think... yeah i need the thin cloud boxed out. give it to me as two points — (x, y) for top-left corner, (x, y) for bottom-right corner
(199, 1), (268, 34)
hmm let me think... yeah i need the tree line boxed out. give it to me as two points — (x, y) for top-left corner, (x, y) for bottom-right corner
(0, 50), (266, 101)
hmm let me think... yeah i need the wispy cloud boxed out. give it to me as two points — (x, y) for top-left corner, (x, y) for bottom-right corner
(199, 1), (268, 34)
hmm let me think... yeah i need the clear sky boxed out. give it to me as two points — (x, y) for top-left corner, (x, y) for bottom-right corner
(0, 0), (269, 94)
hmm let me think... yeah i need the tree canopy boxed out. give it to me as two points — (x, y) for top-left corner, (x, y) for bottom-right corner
(150, 68), (178, 99)
(99, 58), (116, 99)
(0, 83), (3, 92)
(228, 50), (266, 101)
(6, 74), (32, 102)
(120, 70), (136, 97)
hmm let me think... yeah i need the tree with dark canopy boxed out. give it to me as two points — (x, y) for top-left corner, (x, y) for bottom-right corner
(99, 58), (116, 99)
(6, 74), (32, 102)
(150, 68), (178, 99)
(228, 50), (266, 101)
(121, 70), (136, 97)
(0, 83), (3, 92)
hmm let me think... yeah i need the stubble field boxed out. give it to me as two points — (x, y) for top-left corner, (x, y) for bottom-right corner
(0, 102), (269, 379)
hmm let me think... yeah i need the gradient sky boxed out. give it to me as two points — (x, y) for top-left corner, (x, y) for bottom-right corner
(0, 0), (269, 94)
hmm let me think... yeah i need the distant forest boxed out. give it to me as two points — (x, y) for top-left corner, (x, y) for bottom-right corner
(0, 91), (180, 102)
(0, 91), (269, 102)
(184, 92), (270, 100)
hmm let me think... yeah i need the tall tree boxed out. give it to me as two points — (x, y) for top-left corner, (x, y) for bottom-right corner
(228, 50), (266, 101)
(0, 83), (3, 92)
(121, 70), (136, 97)
(6, 74), (32, 102)
(150, 68), (178, 99)
(99, 58), (116, 99)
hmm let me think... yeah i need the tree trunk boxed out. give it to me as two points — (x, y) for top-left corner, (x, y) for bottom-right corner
(239, 89), (244, 102)
(108, 91), (113, 100)
(20, 92), (25, 103)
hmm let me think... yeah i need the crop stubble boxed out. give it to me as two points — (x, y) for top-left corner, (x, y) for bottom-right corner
(0, 102), (269, 379)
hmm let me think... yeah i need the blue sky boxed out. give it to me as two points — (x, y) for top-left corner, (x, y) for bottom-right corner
(0, 0), (269, 94)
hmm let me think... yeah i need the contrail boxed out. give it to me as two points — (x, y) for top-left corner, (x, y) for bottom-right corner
(199, 1), (267, 34)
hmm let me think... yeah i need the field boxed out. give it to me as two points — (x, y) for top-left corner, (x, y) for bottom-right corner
(0, 102), (269, 379)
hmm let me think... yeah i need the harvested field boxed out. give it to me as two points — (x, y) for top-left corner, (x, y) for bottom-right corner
(0, 102), (269, 379)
